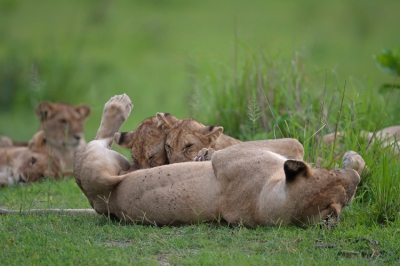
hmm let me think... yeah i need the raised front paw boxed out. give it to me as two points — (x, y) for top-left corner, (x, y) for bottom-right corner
(103, 94), (133, 122)
(96, 94), (134, 140)
(342, 151), (366, 176)
(194, 148), (216, 162)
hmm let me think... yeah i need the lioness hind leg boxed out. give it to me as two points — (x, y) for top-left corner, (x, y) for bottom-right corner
(194, 139), (304, 162)
(342, 151), (366, 176)
(95, 94), (133, 145)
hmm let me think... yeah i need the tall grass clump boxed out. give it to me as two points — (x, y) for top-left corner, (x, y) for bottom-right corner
(189, 49), (400, 224)
(189, 51), (318, 141)
(189, 50), (341, 164)
(370, 149), (400, 223)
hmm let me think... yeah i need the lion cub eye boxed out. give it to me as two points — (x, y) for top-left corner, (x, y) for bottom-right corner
(148, 155), (155, 162)
(30, 157), (36, 165)
(165, 144), (172, 150)
(184, 144), (193, 151)
(59, 119), (68, 124)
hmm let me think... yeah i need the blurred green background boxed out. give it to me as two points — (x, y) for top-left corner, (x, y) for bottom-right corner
(1, 0), (399, 142)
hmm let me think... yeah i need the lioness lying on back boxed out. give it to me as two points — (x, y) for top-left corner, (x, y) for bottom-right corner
(36, 101), (91, 170)
(0, 131), (61, 186)
(74, 94), (364, 227)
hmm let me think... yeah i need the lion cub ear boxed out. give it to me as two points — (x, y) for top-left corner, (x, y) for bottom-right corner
(0, 136), (13, 148)
(284, 160), (311, 183)
(114, 131), (135, 149)
(28, 131), (48, 153)
(156, 112), (179, 132)
(35, 101), (55, 121)
(74, 104), (91, 120)
(197, 126), (223, 144)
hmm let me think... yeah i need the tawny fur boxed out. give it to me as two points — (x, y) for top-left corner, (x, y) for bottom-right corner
(114, 116), (168, 173)
(73, 94), (363, 227)
(35, 101), (91, 171)
(0, 131), (61, 186)
(156, 112), (242, 164)
(324, 125), (400, 154)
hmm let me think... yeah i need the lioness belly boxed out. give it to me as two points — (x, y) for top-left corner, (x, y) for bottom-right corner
(114, 162), (220, 225)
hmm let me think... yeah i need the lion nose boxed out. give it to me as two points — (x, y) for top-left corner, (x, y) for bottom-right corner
(18, 175), (26, 183)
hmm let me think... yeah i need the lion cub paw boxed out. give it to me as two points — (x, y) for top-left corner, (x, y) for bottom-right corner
(194, 148), (216, 161)
(342, 151), (366, 176)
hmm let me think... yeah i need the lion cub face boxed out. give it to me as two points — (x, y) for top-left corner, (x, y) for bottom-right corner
(5, 131), (61, 186)
(156, 113), (223, 164)
(35, 102), (91, 150)
(114, 117), (168, 171)
(284, 160), (360, 226)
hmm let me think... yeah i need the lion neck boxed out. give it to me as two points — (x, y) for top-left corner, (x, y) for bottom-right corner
(45, 142), (78, 171)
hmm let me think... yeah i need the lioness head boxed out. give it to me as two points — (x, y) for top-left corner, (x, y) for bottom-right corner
(10, 131), (61, 185)
(156, 112), (223, 164)
(284, 160), (360, 226)
(114, 116), (168, 171)
(35, 101), (91, 150)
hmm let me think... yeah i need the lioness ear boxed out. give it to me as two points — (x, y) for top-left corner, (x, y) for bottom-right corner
(284, 160), (311, 183)
(74, 104), (91, 120)
(156, 112), (179, 132)
(114, 131), (135, 149)
(28, 131), (47, 152)
(197, 126), (223, 144)
(35, 101), (55, 121)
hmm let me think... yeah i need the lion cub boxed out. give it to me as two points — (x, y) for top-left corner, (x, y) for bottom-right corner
(114, 116), (168, 173)
(35, 101), (91, 171)
(113, 113), (240, 173)
(0, 131), (61, 186)
(156, 113), (241, 164)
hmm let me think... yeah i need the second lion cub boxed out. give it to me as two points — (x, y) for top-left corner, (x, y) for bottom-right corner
(156, 112), (241, 164)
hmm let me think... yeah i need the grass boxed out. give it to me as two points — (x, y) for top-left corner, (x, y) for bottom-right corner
(1, 0), (400, 140)
(1, 183), (400, 265)
(1, 0), (400, 264)
(1, 176), (400, 265)
(1, 51), (400, 264)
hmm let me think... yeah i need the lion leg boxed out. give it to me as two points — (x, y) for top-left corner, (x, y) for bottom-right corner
(219, 138), (304, 160)
(82, 93), (133, 173)
(341, 151), (366, 176)
(74, 94), (133, 204)
(194, 139), (304, 162)
(95, 94), (133, 148)
(0, 208), (97, 215)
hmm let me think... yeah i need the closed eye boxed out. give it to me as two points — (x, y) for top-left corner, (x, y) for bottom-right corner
(165, 144), (172, 150)
(148, 155), (155, 162)
(59, 119), (68, 124)
(184, 144), (193, 151)
(31, 157), (36, 165)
